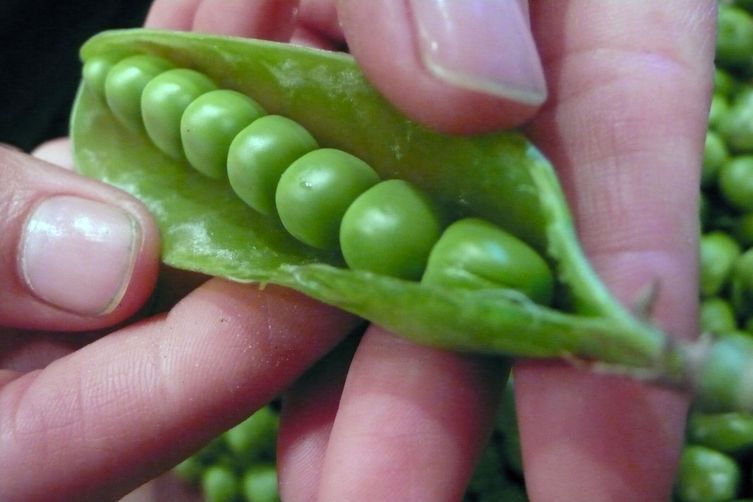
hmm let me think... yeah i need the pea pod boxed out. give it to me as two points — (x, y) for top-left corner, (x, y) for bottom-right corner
(70, 29), (753, 411)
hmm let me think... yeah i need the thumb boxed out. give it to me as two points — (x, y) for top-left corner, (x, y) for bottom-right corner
(0, 146), (160, 331)
(337, 0), (545, 134)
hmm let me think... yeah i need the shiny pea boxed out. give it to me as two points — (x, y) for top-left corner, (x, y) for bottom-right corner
(228, 115), (318, 216)
(674, 445), (740, 502)
(422, 218), (553, 304)
(224, 406), (278, 460)
(719, 156), (753, 212)
(688, 411), (753, 454)
(700, 297), (738, 335)
(181, 89), (266, 179)
(709, 94), (731, 132)
(242, 464), (279, 502)
(202, 465), (240, 502)
(717, 4), (753, 71)
(703, 131), (729, 188)
(700, 231), (741, 298)
(719, 90), (753, 153)
(340, 179), (442, 280)
(276, 148), (379, 249)
(141, 68), (217, 159)
(82, 55), (117, 101)
(104, 54), (173, 132)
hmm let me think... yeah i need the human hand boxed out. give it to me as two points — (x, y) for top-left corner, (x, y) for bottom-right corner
(143, 1), (714, 501)
(0, 1), (715, 501)
(0, 139), (359, 502)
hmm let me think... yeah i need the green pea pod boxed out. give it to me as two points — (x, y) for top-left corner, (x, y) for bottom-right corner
(72, 29), (676, 376)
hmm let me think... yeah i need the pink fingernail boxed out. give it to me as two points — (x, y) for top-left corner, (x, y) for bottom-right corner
(409, 0), (547, 104)
(19, 196), (140, 316)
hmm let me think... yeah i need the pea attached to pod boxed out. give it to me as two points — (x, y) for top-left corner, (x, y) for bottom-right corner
(276, 148), (380, 249)
(181, 89), (266, 179)
(141, 68), (217, 159)
(104, 54), (174, 132)
(228, 115), (319, 216)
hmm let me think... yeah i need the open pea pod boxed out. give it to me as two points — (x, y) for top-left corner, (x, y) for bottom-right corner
(71, 28), (669, 370)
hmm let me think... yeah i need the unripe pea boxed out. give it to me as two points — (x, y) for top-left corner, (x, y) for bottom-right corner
(717, 5), (753, 71)
(242, 464), (279, 502)
(104, 55), (173, 132)
(340, 179), (443, 280)
(422, 218), (553, 304)
(700, 231), (741, 298)
(276, 148), (380, 249)
(703, 131), (729, 188)
(715, 69), (738, 98)
(674, 445), (740, 502)
(141, 68), (217, 159)
(228, 115), (318, 216)
(688, 411), (753, 454)
(719, 90), (753, 153)
(82, 55), (117, 101)
(709, 94), (731, 131)
(700, 297), (738, 335)
(181, 89), (266, 179)
(719, 156), (753, 212)
(224, 406), (279, 461)
(202, 465), (240, 502)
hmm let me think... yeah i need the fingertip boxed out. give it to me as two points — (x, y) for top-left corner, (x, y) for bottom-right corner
(1, 149), (161, 330)
(191, 0), (299, 40)
(31, 137), (74, 170)
(338, 0), (545, 134)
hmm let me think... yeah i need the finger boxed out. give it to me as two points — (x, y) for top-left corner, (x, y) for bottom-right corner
(277, 333), (360, 501)
(144, 0), (203, 29)
(337, 0), (546, 134)
(31, 137), (73, 170)
(297, 0), (344, 44)
(316, 326), (505, 501)
(191, 0), (299, 40)
(0, 279), (360, 502)
(0, 147), (160, 331)
(515, 2), (715, 500)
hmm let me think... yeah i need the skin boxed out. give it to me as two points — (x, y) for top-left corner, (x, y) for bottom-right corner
(0, 1), (713, 501)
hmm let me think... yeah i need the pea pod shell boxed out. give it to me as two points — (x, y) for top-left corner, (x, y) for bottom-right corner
(71, 29), (658, 364)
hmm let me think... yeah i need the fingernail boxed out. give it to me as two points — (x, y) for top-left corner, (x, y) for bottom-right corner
(19, 196), (140, 316)
(409, 0), (547, 104)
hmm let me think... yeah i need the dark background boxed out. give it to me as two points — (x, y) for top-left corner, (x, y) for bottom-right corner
(0, 0), (153, 151)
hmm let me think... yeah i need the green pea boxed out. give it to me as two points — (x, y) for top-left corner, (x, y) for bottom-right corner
(104, 54), (173, 132)
(703, 131), (729, 188)
(340, 179), (442, 280)
(242, 464), (280, 502)
(719, 156), (753, 211)
(688, 411), (753, 454)
(141, 68), (217, 159)
(674, 445), (740, 502)
(714, 69), (738, 99)
(276, 148), (379, 249)
(700, 231), (741, 298)
(82, 55), (117, 101)
(709, 94), (731, 131)
(719, 90), (753, 153)
(181, 89), (266, 179)
(228, 115), (318, 216)
(422, 218), (553, 304)
(717, 4), (753, 71)
(172, 455), (204, 486)
(202, 465), (240, 502)
(224, 406), (279, 461)
(700, 297), (738, 335)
